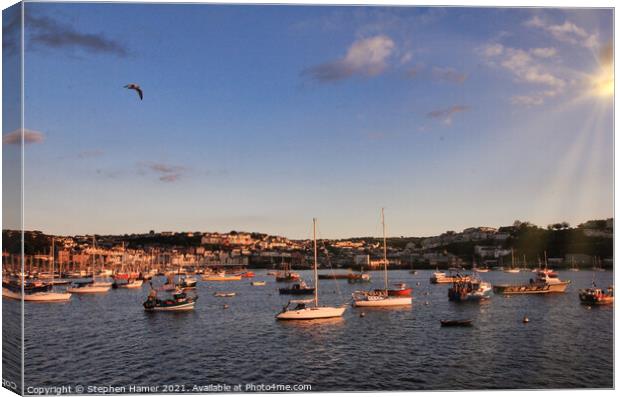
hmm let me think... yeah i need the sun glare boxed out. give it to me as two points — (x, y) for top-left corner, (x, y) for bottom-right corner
(590, 67), (614, 97)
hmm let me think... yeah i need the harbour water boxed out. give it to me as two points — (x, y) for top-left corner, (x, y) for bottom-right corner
(4, 269), (613, 392)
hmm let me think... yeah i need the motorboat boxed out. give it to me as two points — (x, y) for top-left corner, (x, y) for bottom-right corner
(579, 285), (613, 305)
(448, 276), (492, 302)
(279, 280), (315, 295)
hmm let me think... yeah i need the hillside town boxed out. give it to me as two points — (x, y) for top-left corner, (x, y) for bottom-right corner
(2, 218), (613, 274)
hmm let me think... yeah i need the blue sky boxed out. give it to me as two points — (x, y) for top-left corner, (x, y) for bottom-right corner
(2, 3), (614, 238)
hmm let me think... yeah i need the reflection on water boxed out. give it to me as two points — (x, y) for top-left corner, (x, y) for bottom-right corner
(5, 269), (613, 391)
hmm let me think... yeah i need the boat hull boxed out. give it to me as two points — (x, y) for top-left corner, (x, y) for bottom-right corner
(353, 296), (412, 307)
(276, 306), (346, 320)
(144, 301), (196, 311)
(492, 281), (570, 294)
(387, 288), (412, 297)
(67, 286), (111, 294)
(2, 289), (71, 302)
(201, 275), (242, 281)
(278, 288), (315, 295)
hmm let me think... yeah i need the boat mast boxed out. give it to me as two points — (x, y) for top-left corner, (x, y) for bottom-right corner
(382, 208), (388, 291)
(51, 237), (55, 286)
(313, 218), (318, 307)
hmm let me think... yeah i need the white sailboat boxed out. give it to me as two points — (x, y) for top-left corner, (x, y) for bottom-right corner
(353, 209), (412, 307)
(68, 236), (111, 294)
(276, 218), (346, 320)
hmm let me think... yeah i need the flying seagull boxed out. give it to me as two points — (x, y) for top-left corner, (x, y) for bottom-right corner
(124, 83), (143, 100)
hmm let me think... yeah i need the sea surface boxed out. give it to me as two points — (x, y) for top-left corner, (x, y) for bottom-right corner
(3, 269), (614, 392)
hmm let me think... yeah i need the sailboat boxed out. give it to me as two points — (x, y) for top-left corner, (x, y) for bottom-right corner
(276, 218), (346, 320)
(3, 238), (73, 302)
(568, 258), (580, 272)
(352, 209), (412, 307)
(113, 243), (143, 289)
(505, 249), (520, 273)
(68, 236), (112, 294)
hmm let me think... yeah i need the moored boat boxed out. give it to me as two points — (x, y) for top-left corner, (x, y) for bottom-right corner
(279, 280), (315, 295)
(352, 209), (412, 308)
(251, 281), (266, 286)
(143, 288), (197, 311)
(431, 271), (471, 284)
(276, 218), (347, 320)
(448, 276), (492, 302)
(440, 319), (473, 327)
(579, 285), (613, 305)
(492, 270), (570, 294)
(387, 282), (413, 297)
(202, 272), (242, 281)
(213, 292), (236, 297)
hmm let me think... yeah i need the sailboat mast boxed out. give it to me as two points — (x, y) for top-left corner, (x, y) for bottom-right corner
(382, 208), (388, 291)
(313, 218), (318, 307)
(51, 237), (55, 285)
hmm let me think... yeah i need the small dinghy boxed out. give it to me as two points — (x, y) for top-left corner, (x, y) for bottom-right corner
(251, 281), (266, 286)
(213, 292), (236, 297)
(440, 319), (473, 327)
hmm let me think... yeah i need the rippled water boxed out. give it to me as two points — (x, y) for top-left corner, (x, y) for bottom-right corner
(3, 270), (613, 392)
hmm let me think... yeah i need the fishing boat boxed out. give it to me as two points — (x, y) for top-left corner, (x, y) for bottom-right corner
(279, 280), (315, 295)
(251, 281), (266, 286)
(143, 288), (197, 311)
(276, 219), (346, 320)
(352, 209), (412, 307)
(201, 272), (242, 281)
(579, 285), (613, 305)
(213, 292), (236, 297)
(440, 319), (473, 327)
(238, 271), (255, 278)
(492, 269), (570, 294)
(448, 275), (492, 302)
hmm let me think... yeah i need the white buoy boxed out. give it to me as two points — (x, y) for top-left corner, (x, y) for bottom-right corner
(360, 312), (366, 317)
(523, 315), (529, 323)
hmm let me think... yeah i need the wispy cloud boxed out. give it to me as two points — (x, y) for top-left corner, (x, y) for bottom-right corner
(525, 16), (599, 49)
(2, 129), (45, 145)
(26, 14), (128, 57)
(432, 66), (467, 84)
(138, 161), (186, 183)
(302, 35), (395, 83)
(480, 42), (565, 106)
(530, 47), (557, 58)
(426, 105), (469, 125)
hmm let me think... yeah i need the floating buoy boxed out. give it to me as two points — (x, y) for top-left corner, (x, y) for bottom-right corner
(416, 282), (421, 286)
(586, 306), (592, 310)
(523, 315), (529, 323)
(360, 312), (366, 317)
(223, 304), (229, 309)
(425, 301), (429, 305)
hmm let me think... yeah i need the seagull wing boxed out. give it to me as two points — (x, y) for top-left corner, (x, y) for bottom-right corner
(135, 87), (143, 100)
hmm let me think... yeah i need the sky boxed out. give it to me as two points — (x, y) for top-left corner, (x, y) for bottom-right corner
(1, 3), (614, 239)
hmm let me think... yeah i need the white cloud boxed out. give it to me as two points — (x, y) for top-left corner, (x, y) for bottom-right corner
(303, 35), (395, 82)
